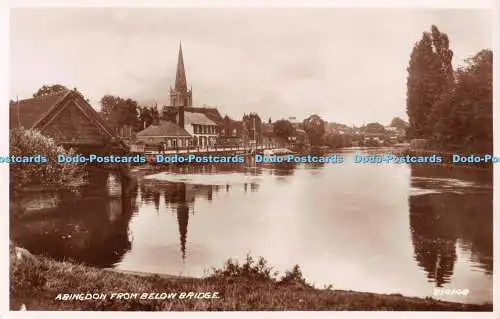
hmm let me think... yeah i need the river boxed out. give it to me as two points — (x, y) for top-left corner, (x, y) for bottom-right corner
(10, 148), (493, 305)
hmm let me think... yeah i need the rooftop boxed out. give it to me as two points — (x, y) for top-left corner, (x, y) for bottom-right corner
(137, 120), (191, 137)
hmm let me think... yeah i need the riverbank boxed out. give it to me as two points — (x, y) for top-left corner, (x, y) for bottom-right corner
(10, 245), (492, 311)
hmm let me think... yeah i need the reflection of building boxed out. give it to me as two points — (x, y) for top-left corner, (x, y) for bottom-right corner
(140, 180), (217, 260)
(10, 170), (137, 268)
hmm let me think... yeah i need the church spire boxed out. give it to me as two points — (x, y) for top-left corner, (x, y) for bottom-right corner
(175, 42), (188, 92)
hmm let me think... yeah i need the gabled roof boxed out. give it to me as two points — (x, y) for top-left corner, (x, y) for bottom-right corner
(9, 89), (124, 147)
(137, 120), (191, 137)
(10, 90), (70, 129)
(186, 106), (224, 126)
(164, 106), (224, 126)
(184, 112), (217, 126)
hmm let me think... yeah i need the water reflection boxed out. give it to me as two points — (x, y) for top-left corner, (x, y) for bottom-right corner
(10, 170), (138, 267)
(9, 155), (493, 304)
(409, 166), (493, 287)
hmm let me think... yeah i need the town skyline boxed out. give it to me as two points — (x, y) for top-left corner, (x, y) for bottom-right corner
(10, 8), (492, 126)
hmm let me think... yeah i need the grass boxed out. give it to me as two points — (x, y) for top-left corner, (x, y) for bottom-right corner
(10, 245), (493, 311)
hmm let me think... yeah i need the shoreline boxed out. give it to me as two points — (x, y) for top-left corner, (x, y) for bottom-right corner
(10, 245), (493, 311)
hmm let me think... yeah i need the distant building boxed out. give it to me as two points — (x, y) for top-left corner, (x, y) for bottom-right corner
(134, 120), (191, 152)
(161, 43), (224, 148)
(219, 116), (246, 146)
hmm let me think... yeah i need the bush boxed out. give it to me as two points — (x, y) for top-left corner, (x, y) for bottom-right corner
(9, 129), (86, 195)
(208, 254), (311, 287)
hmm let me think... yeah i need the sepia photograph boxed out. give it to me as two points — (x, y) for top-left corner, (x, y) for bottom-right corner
(7, 4), (494, 313)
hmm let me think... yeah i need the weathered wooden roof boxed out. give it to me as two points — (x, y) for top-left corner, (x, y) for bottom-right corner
(10, 90), (70, 130)
(136, 120), (191, 137)
(9, 89), (124, 147)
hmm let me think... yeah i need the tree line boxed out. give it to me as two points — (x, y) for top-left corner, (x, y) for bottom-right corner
(406, 25), (493, 153)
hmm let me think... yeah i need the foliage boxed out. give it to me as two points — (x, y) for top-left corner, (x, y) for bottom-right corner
(406, 26), (453, 138)
(273, 119), (294, 139)
(323, 133), (351, 148)
(302, 114), (326, 145)
(242, 113), (263, 142)
(138, 105), (160, 130)
(33, 84), (68, 97)
(10, 249), (492, 311)
(100, 95), (140, 132)
(390, 117), (408, 129)
(9, 129), (86, 195)
(406, 25), (492, 153)
(209, 255), (278, 282)
(364, 122), (385, 134)
(434, 49), (493, 152)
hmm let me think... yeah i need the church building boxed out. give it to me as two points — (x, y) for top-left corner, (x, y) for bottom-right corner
(162, 43), (224, 149)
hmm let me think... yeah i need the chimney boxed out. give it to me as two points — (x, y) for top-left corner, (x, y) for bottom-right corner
(178, 109), (185, 129)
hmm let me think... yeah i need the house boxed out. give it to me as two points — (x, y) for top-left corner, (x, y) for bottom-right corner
(261, 123), (287, 148)
(218, 116), (246, 146)
(184, 112), (218, 148)
(9, 89), (125, 153)
(133, 120), (191, 152)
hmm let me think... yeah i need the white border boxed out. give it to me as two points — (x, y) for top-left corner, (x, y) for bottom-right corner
(0, 1), (497, 318)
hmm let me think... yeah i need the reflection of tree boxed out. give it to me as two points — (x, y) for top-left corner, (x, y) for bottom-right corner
(10, 170), (137, 268)
(409, 166), (493, 285)
(409, 194), (457, 287)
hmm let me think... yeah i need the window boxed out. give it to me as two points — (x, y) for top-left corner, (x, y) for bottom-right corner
(232, 129), (237, 137)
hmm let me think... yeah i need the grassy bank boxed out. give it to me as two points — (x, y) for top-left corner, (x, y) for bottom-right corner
(10, 246), (492, 311)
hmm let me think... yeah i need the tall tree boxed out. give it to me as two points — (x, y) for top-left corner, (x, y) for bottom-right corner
(302, 114), (325, 145)
(406, 26), (453, 139)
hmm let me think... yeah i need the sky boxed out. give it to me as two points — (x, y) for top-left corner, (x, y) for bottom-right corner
(10, 8), (492, 126)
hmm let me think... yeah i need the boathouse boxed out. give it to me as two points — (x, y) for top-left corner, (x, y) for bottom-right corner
(9, 89), (126, 154)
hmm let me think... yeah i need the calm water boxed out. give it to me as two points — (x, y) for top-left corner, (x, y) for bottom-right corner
(10, 148), (493, 304)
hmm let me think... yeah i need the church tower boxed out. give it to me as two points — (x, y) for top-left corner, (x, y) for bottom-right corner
(169, 42), (193, 108)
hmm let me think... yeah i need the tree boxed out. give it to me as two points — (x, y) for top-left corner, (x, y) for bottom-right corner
(100, 95), (139, 131)
(242, 113), (262, 142)
(406, 25), (454, 139)
(390, 117), (408, 129)
(273, 119), (293, 140)
(33, 84), (68, 97)
(448, 50), (493, 152)
(302, 114), (325, 145)
(364, 122), (385, 134)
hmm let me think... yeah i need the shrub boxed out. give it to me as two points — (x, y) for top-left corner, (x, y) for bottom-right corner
(9, 129), (86, 195)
